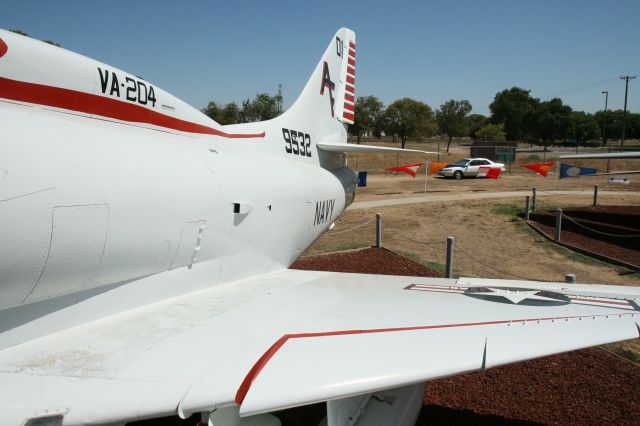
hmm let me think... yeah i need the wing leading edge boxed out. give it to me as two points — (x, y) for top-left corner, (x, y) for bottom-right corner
(1, 269), (638, 425)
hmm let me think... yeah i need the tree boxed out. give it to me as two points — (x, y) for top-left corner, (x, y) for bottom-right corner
(626, 113), (640, 139)
(436, 99), (472, 152)
(240, 93), (281, 122)
(202, 101), (223, 122)
(11, 29), (61, 46)
(465, 114), (488, 139)
(571, 112), (600, 146)
(203, 92), (281, 125)
(489, 87), (538, 140)
(527, 98), (572, 144)
(476, 123), (506, 141)
(382, 98), (435, 148)
(202, 101), (241, 124)
(349, 96), (384, 143)
(220, 102), (241, 125)
(594, 109), (640, 141)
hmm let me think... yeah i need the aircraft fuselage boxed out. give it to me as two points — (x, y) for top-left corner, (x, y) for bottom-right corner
(0, 102), (348, 312)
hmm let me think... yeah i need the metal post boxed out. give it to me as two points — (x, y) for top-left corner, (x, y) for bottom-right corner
(565, 274), (576, 284)
(424, 160), (428, 195)
(375, 213), (382, 248)
(593, 184), (599, 207)
(446, 236), (454, 278)
(524, 196), (531, 221)
(531, 187), (537, 211)
(555, 208), (562, 242)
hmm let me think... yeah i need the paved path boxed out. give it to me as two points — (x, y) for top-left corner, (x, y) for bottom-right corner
(348, 190), (640, 210)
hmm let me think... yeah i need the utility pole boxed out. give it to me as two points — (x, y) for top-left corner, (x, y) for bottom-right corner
(620, 75), (637, 151)
(276, 84), (283, 113)
(601, 91), (608, 150)
(601, 91), (609, 171)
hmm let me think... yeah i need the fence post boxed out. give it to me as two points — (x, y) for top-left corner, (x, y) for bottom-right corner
(565, 274), (576, 284)
(555, 208), (562, 242)
(593, 184), (599, 207)
(446, 236), (454, 278)
(532, 187), (537, 211)
(375, 213), (382, 248)
(524, 196), (531, 221)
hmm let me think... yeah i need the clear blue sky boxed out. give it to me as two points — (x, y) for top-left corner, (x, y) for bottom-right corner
(2, 0), (639, 114)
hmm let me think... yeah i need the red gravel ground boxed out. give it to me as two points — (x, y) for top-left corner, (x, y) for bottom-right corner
(293, 247), (640, 426)
(528, 206), (640, 268)
(291, 247), (443, 277)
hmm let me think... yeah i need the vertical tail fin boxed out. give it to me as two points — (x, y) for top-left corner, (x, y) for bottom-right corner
(283, 28), (356, 128)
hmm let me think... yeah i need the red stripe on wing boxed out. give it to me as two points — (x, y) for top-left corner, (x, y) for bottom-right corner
(234, 312), (637, 404)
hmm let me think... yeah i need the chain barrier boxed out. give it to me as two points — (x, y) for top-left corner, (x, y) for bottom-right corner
(387, 227), (445, 246)
(326, 219), (374, 235)
(393, 222), (557, 282)
(325, 215), (571, 283)
(561, 213), (640, 238)
(455, 242), (558, 283)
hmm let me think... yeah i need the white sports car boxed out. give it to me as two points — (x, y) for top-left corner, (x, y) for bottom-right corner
(436, 158), (505, 179)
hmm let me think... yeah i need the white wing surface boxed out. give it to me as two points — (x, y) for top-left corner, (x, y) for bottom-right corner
(1, 270), (638, 425)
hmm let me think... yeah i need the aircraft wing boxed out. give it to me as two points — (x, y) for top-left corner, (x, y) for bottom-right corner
(1, 269), (639, 425)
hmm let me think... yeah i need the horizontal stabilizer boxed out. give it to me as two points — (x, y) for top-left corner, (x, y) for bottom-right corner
(559, 152), (640, 160)
(317, 142), (434, 155)
(595, 170), (640, 175)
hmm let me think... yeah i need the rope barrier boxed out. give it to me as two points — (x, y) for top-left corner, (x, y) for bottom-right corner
(326, 219), (374, 235)
(561, 213), (640, 238)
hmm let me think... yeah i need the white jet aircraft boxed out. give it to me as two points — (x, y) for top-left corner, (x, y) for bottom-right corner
(0, 28), (639, 426)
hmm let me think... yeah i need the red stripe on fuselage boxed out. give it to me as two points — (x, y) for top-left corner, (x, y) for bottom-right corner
(0, 76), (264, 139)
